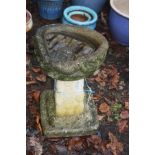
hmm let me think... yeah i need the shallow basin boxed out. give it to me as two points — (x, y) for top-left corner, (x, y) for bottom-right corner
(34, 24), (109, 80)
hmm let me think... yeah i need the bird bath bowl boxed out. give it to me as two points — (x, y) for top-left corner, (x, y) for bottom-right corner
(34, 24), (109, 137)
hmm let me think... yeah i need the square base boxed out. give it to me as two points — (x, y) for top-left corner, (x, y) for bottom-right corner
(40, 90), (99, 137)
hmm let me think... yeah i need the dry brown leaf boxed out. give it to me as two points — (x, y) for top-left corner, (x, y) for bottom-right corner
(26, 70), (33, 81)
(95, 75), (104, 83)
(125, 101), (129, 110)
(32, 91), (41, 103)
(32, 67), (41, 73)
(36, 115), (43, 134)
(105, 65), (117, 77)
(27, 137), (43, 155)
(26, 70), (31, 77)
(106, 132), (123, 155)
(93, 94), (101, 101)
(68, 137), (84, 151)
(26, 80), (37, 85)
(28, 106), (38, 115)
(103, 65), (120, 89)
(100, 81), (106, 87)
(120, 110), (129, 119)
(101, 70), (108, 78)
(87, 135), (102, 145)
(36, 74), (46, 82)
(117, 120), (128, 133)
(97, 115), (104, 121)
(111, 73), (120, 88)
(50, 145), (57, 154)
(99, 102), (110, 113)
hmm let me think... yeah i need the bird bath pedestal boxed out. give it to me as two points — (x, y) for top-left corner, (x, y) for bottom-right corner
(34, 24), (109, 137)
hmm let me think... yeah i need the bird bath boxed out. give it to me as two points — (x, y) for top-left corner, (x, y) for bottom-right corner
(34, 24), (109, 137)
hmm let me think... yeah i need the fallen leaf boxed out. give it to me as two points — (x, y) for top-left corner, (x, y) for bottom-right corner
(111, 73), (120, 88)
(26, 70), (33, 81)
(99, 102), (110, 113)
(95, 75), (104, 83)
(120, 110), (129, 119)
(93, 94), (101, 101)
(99, 81), (106, 87)
(106, 132), (123, 155)
(32, 67), (41, 73)
(26, 80), (37, 85)
(93, 69), (100, 76)
(97, 115), (104, 121)
(26, 70), (31, 77)
(32, 91), (41, 103)
(101, 70), (108, 78)
(36, 74), (46, 82)
(104, 65), (120, 89)
(105, 65), (117, 77)
(117, 120), (128, 133)
(87, 135), (103, 151)
(68, 137), (84, 151)
(125, 101), (129, 110)
(35, 115), (43, 134)
(50, 145), (57, 154)
(28, 105), (38, 115)
(87, 135), (102, 145)
(27, 137), (43, 155)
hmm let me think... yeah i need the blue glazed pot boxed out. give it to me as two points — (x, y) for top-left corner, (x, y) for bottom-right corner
(62, 6), (98, 30)
(38, 0), (64, 20)
(31, 0), (37, 3)
(71, 0), (106, 14)
(109, 0), (129, 46)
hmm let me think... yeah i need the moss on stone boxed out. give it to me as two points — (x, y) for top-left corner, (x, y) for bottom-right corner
(34, 24), (109, 81)
(40, 90), (99, 137)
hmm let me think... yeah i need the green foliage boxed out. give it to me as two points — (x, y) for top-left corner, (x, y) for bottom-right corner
(111, 103), (122, 121)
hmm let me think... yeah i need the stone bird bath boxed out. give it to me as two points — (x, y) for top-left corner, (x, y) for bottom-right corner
(34, 24), (109, 137)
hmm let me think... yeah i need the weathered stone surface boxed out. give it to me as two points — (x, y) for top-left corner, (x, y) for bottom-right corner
(55, 79), (85, 116)
(40, 90), (99, 137)
(34, 24), (109, 81)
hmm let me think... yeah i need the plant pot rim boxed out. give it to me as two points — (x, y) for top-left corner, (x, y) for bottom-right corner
(26, 9), (32, 25)
(110, 0), (129, 18)
(63, 6), (98, 26)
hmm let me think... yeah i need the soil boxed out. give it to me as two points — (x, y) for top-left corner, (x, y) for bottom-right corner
(71, 14), (88, 22)
(26, 1), (129, 154)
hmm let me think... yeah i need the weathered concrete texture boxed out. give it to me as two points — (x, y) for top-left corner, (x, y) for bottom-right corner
(34, 24), (109, 81)
(40, 90), (99, 137)
(55, 79), (85, 116)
